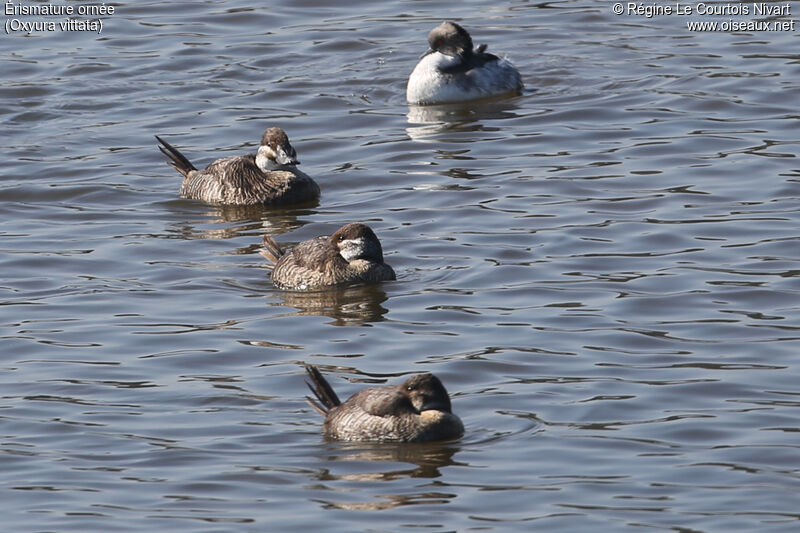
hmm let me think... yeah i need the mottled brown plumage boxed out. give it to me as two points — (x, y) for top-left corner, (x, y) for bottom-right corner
(304, 365), (464, 442)
(155, 127), (319, 206)
(261, 223), (396, 290)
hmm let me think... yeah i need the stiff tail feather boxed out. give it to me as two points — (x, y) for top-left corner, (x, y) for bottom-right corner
(259, 235), (284, 266)
(305, 365), (341, 415)
(155, 135), (197, 177)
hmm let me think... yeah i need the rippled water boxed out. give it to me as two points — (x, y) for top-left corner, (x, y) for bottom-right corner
(2, 0), (799, 531)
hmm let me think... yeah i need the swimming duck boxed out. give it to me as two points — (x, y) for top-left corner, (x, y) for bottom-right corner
(407, 21), (523, 105)
(261, 223), (395, 290)
(304, 365), (464, 442)
(155, 127), (319, 206)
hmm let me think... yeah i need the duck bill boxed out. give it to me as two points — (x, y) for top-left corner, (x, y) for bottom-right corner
(276, 145), (300, 166)
(419, 400), (450, 413)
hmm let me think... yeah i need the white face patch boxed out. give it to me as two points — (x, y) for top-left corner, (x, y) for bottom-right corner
(338, 237), (365, 261)
(256, 146), (277, 171)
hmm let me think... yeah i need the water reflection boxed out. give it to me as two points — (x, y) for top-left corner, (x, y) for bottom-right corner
(406, 98), (523, 141)
(311, 442), (461, 510)
(210, 202), (318, 226)
(267, 284), (390, 326)
(313, 492), (457, 511)
(162, 203), (315, 241)
(322, 442), (461, 478)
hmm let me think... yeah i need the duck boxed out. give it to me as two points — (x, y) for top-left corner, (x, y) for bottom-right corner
(260, 223), (396, 290)
(304, 365), (464, 442)
(155, 127), (319, 206)
(406, 21), (523, 105)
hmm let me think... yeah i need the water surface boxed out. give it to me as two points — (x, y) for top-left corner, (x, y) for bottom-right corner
(2, 0), (799, 531)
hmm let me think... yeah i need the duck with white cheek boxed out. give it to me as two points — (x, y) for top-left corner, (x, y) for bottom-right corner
(260, 223), (396, 290)
(155, 127), (319, 206)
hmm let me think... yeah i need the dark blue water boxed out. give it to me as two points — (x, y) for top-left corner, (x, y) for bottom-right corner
(2, 1), (799, 531)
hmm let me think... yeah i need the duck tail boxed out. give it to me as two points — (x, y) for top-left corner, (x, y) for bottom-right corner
(155, 135), (197, 177)
(304, 365), (341, 415)
(259, 235), (284, 266)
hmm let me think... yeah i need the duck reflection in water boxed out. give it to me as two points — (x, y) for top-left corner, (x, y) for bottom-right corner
(304, 365), (464, 443)
(311, 441), (461, 510)
(162, 205), (311, 250)
(406, 98), (522, 141)
(268, 283), (390, 326)
(319, 441), (461, 480)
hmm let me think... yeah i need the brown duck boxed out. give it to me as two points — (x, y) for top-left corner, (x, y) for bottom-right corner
(260, 223), (395, 290)
(304, 365), (464, 442)
(155, 127), (319, 206)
